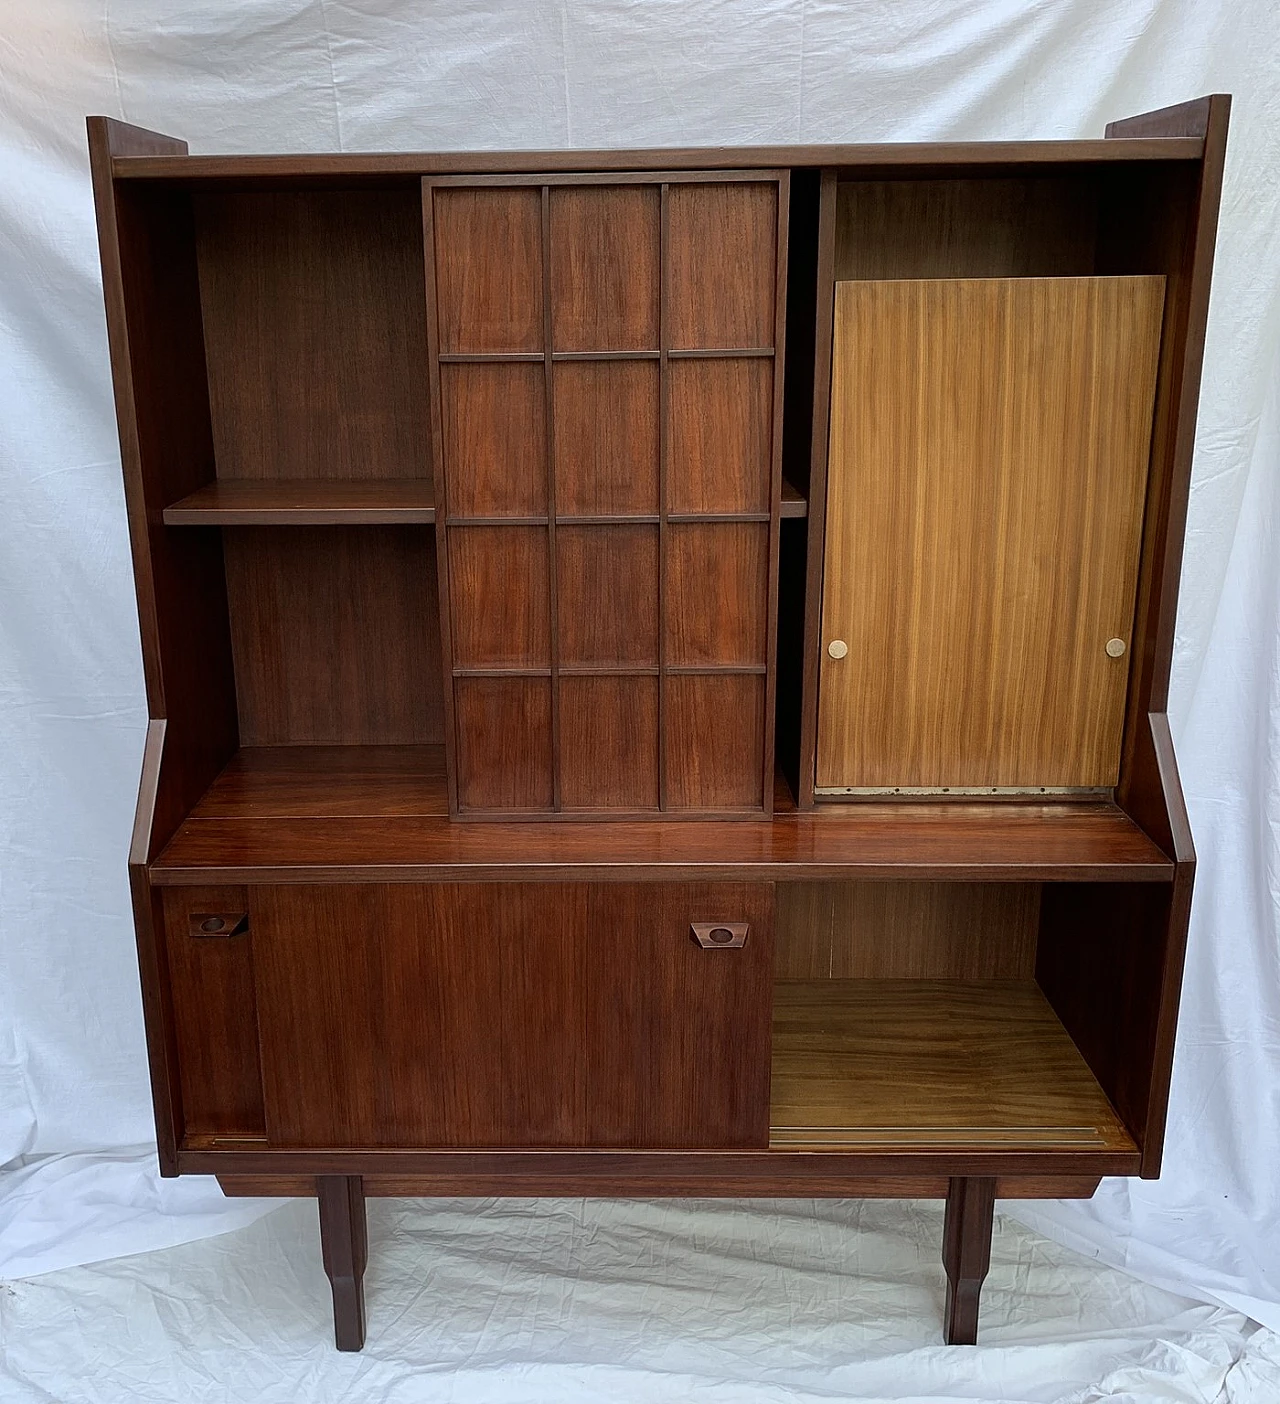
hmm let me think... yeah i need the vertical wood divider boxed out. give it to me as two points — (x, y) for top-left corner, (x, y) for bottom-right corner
(762, 172), (791, 815)
(796, 170), (839, 808)
(541, 185), (562, 811)
(658, 182), (670, 812)
(420, 179), (460, 814)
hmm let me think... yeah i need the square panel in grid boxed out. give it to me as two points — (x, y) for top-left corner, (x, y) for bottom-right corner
(553, 361), (660, 516)
(449, 526), (550, 668)
(664, 522), (769, 667)
(557, 524), (659, 668)
(667, 358), (773, 514)
(455, 676), (553, 811)
(559, 675), (660, 810)
(432, 187), (543, 353)
(666, 182), (777, 350)
(664, 673), (765, 810)
(441, 362), (547, 517)
(550, 186), (660, 351)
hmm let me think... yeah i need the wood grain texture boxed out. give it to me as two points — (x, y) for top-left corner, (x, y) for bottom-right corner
(665, 523), (768, 667)
(549, 185), (659, 350)
(835, 177), (1098, 280)
(448, 525), (550, 668)
(775, 882), (1041, 980)
(664, 674), (765, 811)
(222, 526), (441, 746)
(556, 524), (659, 667)
(553, 360), (660, 516)
(818, 276), (1165, 791)
(152, 795), (1174, 884)
(770, 980), (1134, 1150)
(666, 358), (772, 513)
(113, 137), (1205, 186)
(191, 746), (447, 819)
(249, 882), (772, 1148)
(558, 676), (660, 810)
(163, 478), (436, 525)
(194, 190), (430, 481)
(217, 1171), (1101, 1199)
(666, 182), (777, 348)
(433, 187), (543, 352)
(161, 884), (265, 1140)
(454, 678), (553, 811)
(440, 362), (547, 517)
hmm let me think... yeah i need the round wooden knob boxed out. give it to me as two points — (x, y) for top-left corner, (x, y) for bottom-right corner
(1105, 638), (1126, 658)
(828, 640), (849, 659)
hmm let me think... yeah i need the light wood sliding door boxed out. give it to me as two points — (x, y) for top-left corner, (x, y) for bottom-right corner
(424, 172), (788, 817)
(817, 276), (1165, 794)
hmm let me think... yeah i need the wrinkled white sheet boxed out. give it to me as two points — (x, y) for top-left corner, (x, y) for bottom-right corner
(3, 1195), (1280, 1404)
(2, 0), (1280, 1395)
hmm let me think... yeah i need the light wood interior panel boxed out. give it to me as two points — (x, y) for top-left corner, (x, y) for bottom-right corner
(771, 980), (1134, 1150)
(776, 882), (1040, 979)
(440, 363), (547, 517)
(818, 276), (1165, 791)
(195, 190), (430, 481)
(223, 526), (441, 745)
(432, 187), (543, 353)
(835, 177), (1099, 280)
(550, 185), (660, 350)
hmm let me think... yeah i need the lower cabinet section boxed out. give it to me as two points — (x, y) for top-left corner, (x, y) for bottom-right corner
(161, 881), (774, 1150)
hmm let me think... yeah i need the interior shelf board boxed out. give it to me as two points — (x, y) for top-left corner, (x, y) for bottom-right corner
(150, 750), (1173, 883)
(770, 979), (1136, 1153)
(780, 479), (807, 517)
(162, 478), (437, 525)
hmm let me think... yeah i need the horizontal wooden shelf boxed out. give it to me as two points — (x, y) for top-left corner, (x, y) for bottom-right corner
(162, 479), (436, 525)
(112, 137), (1205, 186)
(781, 480), (806, 517)
(149, 745), (1174, 884)
(770, 980), (1135, 1152)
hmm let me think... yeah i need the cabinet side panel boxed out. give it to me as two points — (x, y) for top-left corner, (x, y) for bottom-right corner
(89, 121), (238, 854)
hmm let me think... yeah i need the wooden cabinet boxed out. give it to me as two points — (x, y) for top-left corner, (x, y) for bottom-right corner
(92, 95), (1227, 1352)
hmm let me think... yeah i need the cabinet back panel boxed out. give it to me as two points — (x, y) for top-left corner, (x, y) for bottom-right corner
(818, 276), (1164, 791)
(835, 177), (1098, 280)
(776, 882), (1040, 980)
(194, 189), (430, 481)
(223, 526), (442, 746)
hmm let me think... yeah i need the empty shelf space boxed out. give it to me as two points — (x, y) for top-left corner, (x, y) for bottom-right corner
(188, 745), (447, 820)
(770, 979), (1135, 1152)
(780, 479), (807, 517)
(163, 479), (437, 525)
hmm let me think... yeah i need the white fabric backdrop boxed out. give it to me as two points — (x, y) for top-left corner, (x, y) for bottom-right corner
(1, 0), (1278, 1353)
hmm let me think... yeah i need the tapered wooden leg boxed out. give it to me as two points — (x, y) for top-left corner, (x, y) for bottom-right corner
(942, 1176), (995, 1345)
(317, 1175), (367, 1351)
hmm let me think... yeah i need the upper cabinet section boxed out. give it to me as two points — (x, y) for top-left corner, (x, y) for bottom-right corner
(423, 173), (789, 819)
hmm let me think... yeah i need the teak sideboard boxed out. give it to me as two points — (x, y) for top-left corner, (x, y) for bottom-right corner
(89, 95), (1228, 1349)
